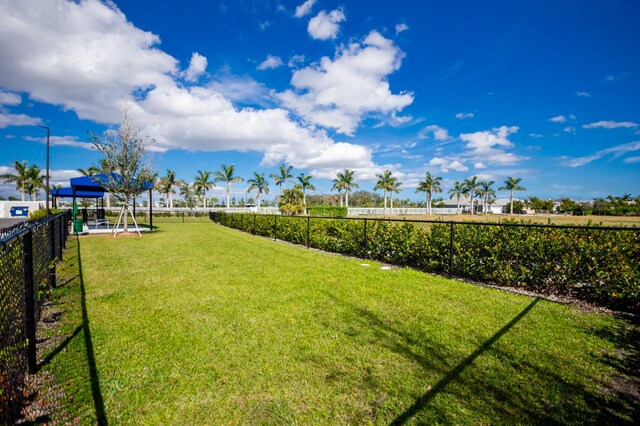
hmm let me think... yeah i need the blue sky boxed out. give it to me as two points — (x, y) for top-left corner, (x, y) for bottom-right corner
(1, 0), (639, 201)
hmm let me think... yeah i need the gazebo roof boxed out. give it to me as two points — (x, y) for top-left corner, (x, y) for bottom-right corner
(70, 173), (154, 193)
(52, 187), (104, 199)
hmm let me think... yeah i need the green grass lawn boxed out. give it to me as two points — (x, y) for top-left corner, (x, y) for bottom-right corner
(44, 222), (635, 424)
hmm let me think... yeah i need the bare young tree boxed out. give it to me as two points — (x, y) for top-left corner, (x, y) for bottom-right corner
(90, 108), (154, 234)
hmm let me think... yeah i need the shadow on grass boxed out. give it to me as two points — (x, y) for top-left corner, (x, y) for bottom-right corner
(388, 298), (539, 425)
(324, 292), (638, 424)
(72, 236), (108, 425)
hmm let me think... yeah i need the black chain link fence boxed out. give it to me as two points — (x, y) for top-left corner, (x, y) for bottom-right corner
(0, 211), (71, 424)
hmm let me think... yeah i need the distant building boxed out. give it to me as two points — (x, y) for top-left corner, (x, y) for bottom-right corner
(441, 196), (515, 214)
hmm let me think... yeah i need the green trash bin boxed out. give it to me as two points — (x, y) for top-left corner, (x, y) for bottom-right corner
(73, 219), (84, 233)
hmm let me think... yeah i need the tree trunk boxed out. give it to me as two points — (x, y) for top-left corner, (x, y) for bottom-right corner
(383, 192), (387, 213)
(203, 190), (207, 209)
(427, 192), (431, 215)
(257, 193), (261, 208)
(456, 197), (460, 215)
(123, 202), (129, 233)
(303, 191), (306, 214)
(21, 184), (25, 201)
(510, 190), (514, 214)
(345, 191), (349, 208)
(169, 192), (173, 210)
(226, 183), (230, 209)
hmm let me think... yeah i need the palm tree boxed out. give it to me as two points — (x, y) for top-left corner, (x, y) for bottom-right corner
(26, 164), (44, 201)
(374, 170), (394, 213)
(389, 177), (402, 212)
(334, 169), (359, 208)
(463, 176), (481, 214)
(448, 180), (464, 215)
(77, 165), (101, 176)
(478, 180), (496, 214)
(215, 164), (244, 209)
(270, 163), (294, 194)
(499, 177), (526, 214)
(161, 170), (179, 210)
(331, 176), (344, 207)
(297, 173), (315, 213)
(1, 160), (31, 201)
(415, 172), (442, 215)
(179, 181), (195, 208)
(193, 170), (215, 209)
(247, 172), (270, 207)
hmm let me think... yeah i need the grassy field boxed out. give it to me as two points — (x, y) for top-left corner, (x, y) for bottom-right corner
(42, 223), (637, 424)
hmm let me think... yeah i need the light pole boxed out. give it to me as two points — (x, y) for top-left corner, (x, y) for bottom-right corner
(37, 125), (51, 217)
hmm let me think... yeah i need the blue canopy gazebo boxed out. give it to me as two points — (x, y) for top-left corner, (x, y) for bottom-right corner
(68, 174), (155, 233)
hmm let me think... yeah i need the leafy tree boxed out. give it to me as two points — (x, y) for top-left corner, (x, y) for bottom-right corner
(297, 173), (315, 213)
(89, 109), (155, 233)
(247, 172), (270, 207)
(270, 163), (294, 194)
(214, 164), (243, 209)
(1, 160), (30, 201)
(415, 172), (442, 214)
(278, 187), (304, 215)
(193, 170), (215, 208)
(558, 198), (577, 213)
(499, 176), (526, 214)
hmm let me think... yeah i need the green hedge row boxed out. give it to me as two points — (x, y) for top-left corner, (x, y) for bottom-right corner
(212, 213), (640, 311)
(307, 206), (348, 217)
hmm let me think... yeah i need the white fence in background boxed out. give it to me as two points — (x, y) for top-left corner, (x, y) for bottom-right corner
(348, 207), (459, 216)
(98, 206), (462, 216)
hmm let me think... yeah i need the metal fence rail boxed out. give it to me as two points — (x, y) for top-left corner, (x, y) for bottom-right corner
(0, 210), (71, 424)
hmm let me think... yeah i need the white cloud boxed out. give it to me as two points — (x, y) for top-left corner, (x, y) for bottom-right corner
(529, 133), (543, 138)
(288, 54), (305, 68)
(278, 31), (413, 135)
(0, 90), (21, 106)
(605, 72), (630, 82)
(182, 52), (207, 82)
(24, 135), (95, 150)
(549, 115), (566, 123)
(307, 9), (346, 40)
(623, 156), (640, 164)
(0, 0), (383, 178)
(560, 141), (640, 167)
(455, 112), (474, 119)
(419, 125), (450, 141)
(582, 120), (638, 129)
(429, 157), (468, 173)
(563, 126), (576, 134)
(257, 55), (284, 70)
(576, 91), (590, 97)
(0, 113), (41, 128)
(395, 23), (409, 34)
(459, 126), (527, 166)
(0, 0), (177, 124)
(294, 0), (316, 18)
(474, 162), (486, 169)
(207, 70), (271, 106)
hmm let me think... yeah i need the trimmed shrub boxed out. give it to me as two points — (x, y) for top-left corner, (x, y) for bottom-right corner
(307, 206), (348, 217)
